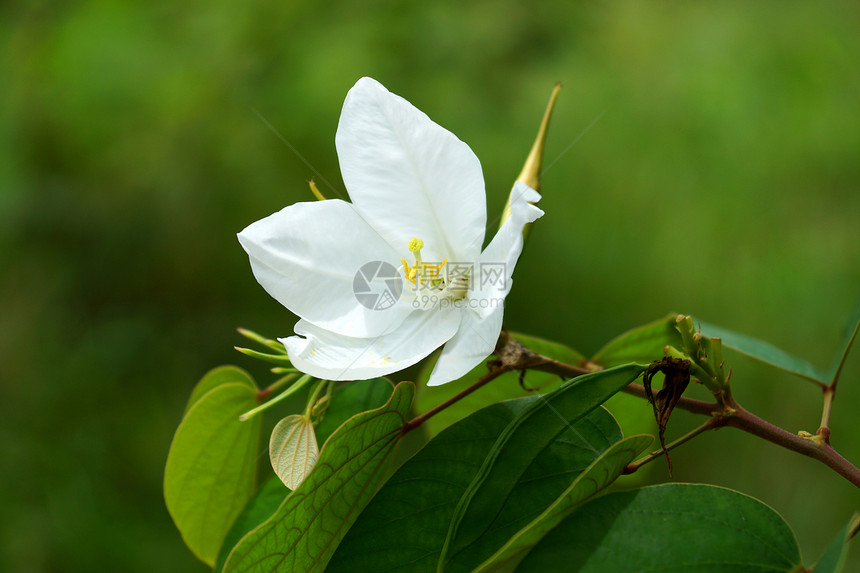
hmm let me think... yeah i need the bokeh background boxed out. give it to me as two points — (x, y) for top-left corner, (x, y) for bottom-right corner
(3, 1), (859, 571)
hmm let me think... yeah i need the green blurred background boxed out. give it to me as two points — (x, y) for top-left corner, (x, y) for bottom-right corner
(3, 1), (859, 571)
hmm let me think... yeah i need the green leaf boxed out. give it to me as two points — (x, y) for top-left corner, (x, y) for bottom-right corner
(590, 313), (682, 367)
(315, 378), (395, 444)
(222, 381), (414, 573)
(164, 368), (263, 566)
(696, 319), (828, 384)
(413, 332), (586, 437)
(328, 364), (646, 573)
(517, 483), (803, 572)
(213, 476), (289, 573)
(269, 414), (318, 490)
(473, 434), (653, 573)
(184, 365), (255, 415)
(213, 378), (394, 573)
(589, 315), (685, 442)
(813, 513), (860, 573)
(825, 301), (860, 384)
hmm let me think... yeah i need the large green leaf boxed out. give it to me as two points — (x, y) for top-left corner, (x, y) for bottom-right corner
(212, 377), (394, 573)
(517, 483), (803, 572)
(164, 367), (263, 566)
(697, 319), (828, 383)
(590, 313), (682, 367)
(328, 364), (646, 573)
(472, 434), (652, 572)
(413, 332), (586, 437)
(813, 514), (860, 573)
(213, 476), (289, 573)
(222, 381), (414, 573)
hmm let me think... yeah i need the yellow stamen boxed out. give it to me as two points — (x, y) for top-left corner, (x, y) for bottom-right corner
(308, 178), (326, 201)
(400, 258), (417, 285)
(401, 237), (447, 287)
(408, 238), (424, 252)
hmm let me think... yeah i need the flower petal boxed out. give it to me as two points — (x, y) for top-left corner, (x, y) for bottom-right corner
(336, 77), (487, 262)
(471, 182), (544, 318)
(282, 309), (462, 381)
(238, 199), (413, 338)
(426, 305), (504, 386)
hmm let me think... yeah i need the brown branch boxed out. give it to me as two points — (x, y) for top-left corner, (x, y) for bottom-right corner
(528, 351), (860, 488)
(406, 331), (860, 488)
(727, 403), (860, 488)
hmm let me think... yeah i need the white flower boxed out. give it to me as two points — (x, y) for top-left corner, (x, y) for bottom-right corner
(238, 77), (543, 386)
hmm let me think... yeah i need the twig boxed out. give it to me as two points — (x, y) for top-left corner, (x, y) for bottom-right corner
(402, 366), (510, 432)
(623, 417), (726, 475)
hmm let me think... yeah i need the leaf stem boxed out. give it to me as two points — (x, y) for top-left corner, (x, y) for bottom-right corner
(623, 417), (723, 475)
(257, 372), (300, 401)
(818, 387), (835, 444)
(304, 379), (330, 417)
(240, 374), (313, 421)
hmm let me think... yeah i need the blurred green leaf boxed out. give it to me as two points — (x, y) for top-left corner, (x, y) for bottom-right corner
(413, 332), (586, 437)
(222, 381), (414, 573)
(590, 313), (681, 367)
(813, 514), (860, 573)
(164, 368), (262, 566)
(269, 414), (317, 490)
(697, 319), (828, 383)
(473, 434), (652, 572)
(328, 364), (645, 573)
(825, 302), (860, 384)
(517, 483), (803, 572)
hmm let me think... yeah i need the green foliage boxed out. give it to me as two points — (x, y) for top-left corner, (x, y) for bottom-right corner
(213, 378), (394, 572)
(697, 319), (828, 384)
(826, 306), (860, 384)
(589, 314), (682, 438)
(328, 364), (645, 572)
(164, 367), (263, 566)
(813, 514), (860, 573)
(695, 308), (860, 387)
(590, 312), (682, 367)
(517, 484), (803, 572)
(168, 339), (859, 572)
(213, 476), (288, 573)
(473, 435), (652, 572)
(314, 378), (395, 443)
(221, 382), (414, 573)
